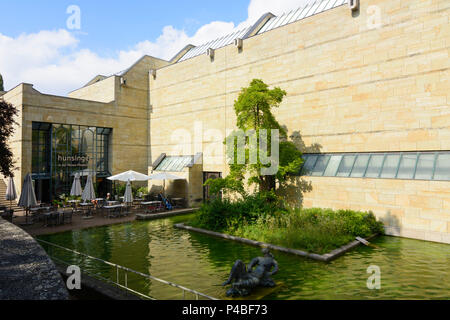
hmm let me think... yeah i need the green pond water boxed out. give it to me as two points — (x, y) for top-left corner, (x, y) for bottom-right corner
(38, 214), (450, 300)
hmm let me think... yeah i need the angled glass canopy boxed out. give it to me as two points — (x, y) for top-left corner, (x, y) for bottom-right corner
(302, 151), (450, 181)
(154, 156), (194, 172)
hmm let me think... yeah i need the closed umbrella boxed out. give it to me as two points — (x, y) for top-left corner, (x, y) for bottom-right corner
(82, 174), (96, 202)
(70, 173), (83, 197)
(18, 174), (37, 224)
(5, 176), (17, 211)
(124, 179), (133, 204)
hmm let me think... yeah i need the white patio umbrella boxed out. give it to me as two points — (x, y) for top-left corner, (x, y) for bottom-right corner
(70, 172), (83, 197)
(107, 170), (151, 182)
(123, 179), (133, 204)
(5, 176), (17, 211)
(108, 170), (150, 201)
(148, 172), (185, 196)
(81, 174), (96, 202)
(18, 173), (37, 224)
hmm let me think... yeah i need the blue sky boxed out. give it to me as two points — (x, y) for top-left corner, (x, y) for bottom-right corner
(0, 0), (307, 94)
(0, 0), (248, 55)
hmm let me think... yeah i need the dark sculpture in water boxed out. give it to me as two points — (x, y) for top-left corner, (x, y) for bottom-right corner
(223, 248), (279, 297)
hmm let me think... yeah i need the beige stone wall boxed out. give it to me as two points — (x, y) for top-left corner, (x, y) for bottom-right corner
(147, 164), (203, 207)
(2, 56), (167, 198)
(302, 177), (450, 244)
(149, 0), (450, 242)
(68, 76), (117, 102)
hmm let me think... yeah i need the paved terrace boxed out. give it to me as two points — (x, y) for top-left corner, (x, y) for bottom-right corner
(12, 208), (196, 237)
(0, 218), (69, 300)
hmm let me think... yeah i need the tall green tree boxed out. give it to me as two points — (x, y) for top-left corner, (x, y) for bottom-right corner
(0, 100), (18, 177)
(0, 73), (4, 91)
(206, 79), (303, 197)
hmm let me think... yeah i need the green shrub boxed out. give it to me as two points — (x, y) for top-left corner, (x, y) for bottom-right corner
(190, 192), (286, 232)
(188, 199), (385, 254)
(113, 183), (142, 196)
(137, 186), (148, 196)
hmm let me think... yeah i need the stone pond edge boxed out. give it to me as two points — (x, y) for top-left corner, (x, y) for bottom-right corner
(174, 223), (378, 262)
(136, 208), (198, 221)
(0, 217), (69, 300)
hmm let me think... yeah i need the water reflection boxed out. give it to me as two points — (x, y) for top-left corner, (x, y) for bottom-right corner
(39, 216), (450, 300)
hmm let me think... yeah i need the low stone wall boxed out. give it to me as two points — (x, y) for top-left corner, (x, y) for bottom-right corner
(54, 263), (141, 300)
(175, 223), (378, 262)
(0, 218), (69, 300)
(135, 208), (197, 221)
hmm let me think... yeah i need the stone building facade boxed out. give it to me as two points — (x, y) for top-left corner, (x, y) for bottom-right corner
(1, 0), (449, 243)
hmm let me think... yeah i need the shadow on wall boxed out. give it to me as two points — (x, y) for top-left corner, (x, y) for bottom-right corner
(149, 185), (164, 195)
(380, 210), (402, 236)
(149, 180), (188, 199)
(276, 130), (322, 209)
(289, 130), (322, 154)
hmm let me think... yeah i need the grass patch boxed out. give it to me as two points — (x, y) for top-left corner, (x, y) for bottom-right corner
(188, 198), (384, 255)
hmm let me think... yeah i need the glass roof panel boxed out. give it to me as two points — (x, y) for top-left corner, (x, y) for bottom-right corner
(155, 156), (194, 172)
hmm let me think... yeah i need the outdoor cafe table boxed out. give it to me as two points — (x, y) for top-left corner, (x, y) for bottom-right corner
(30, 206), (52, 223)
(67, 200), (80, 208)
(42, 211), (63, 227)
(103, 205), (124, 218)
(140, 201), (162, 213)
(79, 202), (94, 216)
(30, 206), (52, 213)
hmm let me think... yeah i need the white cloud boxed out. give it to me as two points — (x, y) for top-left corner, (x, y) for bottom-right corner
(0, 0), (312, 95)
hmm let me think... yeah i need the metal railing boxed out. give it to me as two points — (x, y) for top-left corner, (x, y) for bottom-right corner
(37, 239), (218, 300)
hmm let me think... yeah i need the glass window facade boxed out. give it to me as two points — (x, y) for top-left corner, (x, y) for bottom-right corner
(434, 154), (450, 181)
(323, 155), (342, 177)
(336, 155), (356, 177)
(32, 122), (51, 178)
(365, 155), (385, 178)
(31, 122), (112, 200)
(350, 154), (370, 178)
(302, 152), (450, 181)
(397, 154), (417, 179)
(380, 154), (401, 179)
(311, 155), (330, 176)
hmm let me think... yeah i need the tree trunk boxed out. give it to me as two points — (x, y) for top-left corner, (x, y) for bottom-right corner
(259, 175), (276, 193)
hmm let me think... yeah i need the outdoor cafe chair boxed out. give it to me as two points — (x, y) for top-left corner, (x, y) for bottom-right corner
(107, 206), (121, 219)
(62, 208), (73, 225)
(1, 209), (14, 223)
(45, 212), (60, 227)
(30, 206), (45, 223)
(120, 205), (129, 217)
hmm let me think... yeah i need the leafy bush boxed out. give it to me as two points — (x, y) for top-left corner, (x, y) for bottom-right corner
(230, 208), (384, 254)
(137, 187), (148, 196)
(190, 192), (286, 232)
(188, 201), (384, 254)
(113, 183), (142, 196)
(114, 183), (126, 196)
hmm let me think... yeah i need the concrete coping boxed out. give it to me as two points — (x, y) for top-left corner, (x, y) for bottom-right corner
(174, 223), (378, 262)
(0, 218), (69, 300)
(135, 208), (197, 221)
